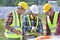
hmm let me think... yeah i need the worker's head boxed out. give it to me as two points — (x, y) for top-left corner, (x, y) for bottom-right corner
(30, 5), (39, 17)
(43, 3), (53, 16)
(17, 2), (28, 14)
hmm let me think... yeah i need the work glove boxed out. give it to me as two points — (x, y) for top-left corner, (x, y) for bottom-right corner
(32, 26), (37, 31)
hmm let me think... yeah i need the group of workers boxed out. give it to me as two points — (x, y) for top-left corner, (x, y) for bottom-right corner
(4, 1), (60, 40)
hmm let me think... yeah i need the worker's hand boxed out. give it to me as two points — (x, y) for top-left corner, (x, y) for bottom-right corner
(14, 30), (22, 35)
(32, 26), (38, 31)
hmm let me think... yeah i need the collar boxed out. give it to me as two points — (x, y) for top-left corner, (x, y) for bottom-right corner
(29, 15), (37, 20)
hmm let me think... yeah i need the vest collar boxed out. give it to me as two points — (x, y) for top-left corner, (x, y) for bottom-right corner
(29, 14), (37, 20)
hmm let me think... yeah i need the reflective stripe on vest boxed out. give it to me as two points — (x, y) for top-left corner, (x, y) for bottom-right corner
(5, 11), (22, 38)
(26, 16), (38, 35)
(47, 12), (59, 34)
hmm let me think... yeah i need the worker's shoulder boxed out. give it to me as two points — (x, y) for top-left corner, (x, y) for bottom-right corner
(24, 15), (29, 20)
(58, 12), (60, 14)
(58, 12), (60, 17)
(7, 10), (16, 16)
(7, 12), (13, 17)
(37, 17), (41, 21)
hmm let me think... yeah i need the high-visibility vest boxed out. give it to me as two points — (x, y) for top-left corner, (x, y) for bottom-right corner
(4, 11), (23, 39)
(47, 12), (59, 34)
(26, 16), (39, 36)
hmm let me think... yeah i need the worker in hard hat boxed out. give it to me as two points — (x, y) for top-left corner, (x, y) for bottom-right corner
(23, 5), (43, 38)
(43, 3), (60, 35)
(4, 2), (28, 40)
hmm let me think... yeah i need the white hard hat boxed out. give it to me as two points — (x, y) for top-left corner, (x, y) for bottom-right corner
(30, 5), (39, 14)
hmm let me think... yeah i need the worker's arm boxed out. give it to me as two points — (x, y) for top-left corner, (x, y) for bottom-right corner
(23, 16), (31, 31)
(55, 12), (60, 35)
(37, 18), (43, 34)
(46, 16), (51, 35)
(4, 13), (21, 35)
(22, 16), (30, 40)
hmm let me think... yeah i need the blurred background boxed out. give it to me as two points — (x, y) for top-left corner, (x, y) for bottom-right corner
(0, 0), (60, 40)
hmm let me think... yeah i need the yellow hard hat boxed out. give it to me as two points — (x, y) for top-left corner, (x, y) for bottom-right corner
(43, 3), (52, 13)
(18, 2), (28, 10)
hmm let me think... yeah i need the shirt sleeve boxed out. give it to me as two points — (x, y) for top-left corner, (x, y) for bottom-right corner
(23, 16), (31, 34)
(37, 18), (43, 34)
(4, 13), (15, 32)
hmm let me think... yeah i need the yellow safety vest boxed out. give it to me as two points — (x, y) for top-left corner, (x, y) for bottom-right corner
(47, 12), (59, 34)
(4, 11), (22, 40)
(26, 16), (39, 36)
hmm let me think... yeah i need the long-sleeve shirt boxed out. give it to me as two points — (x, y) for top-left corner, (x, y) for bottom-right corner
(46, 12), (60, 35)
(23, 15), (43, 34)
(4, 13), (21, 32)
